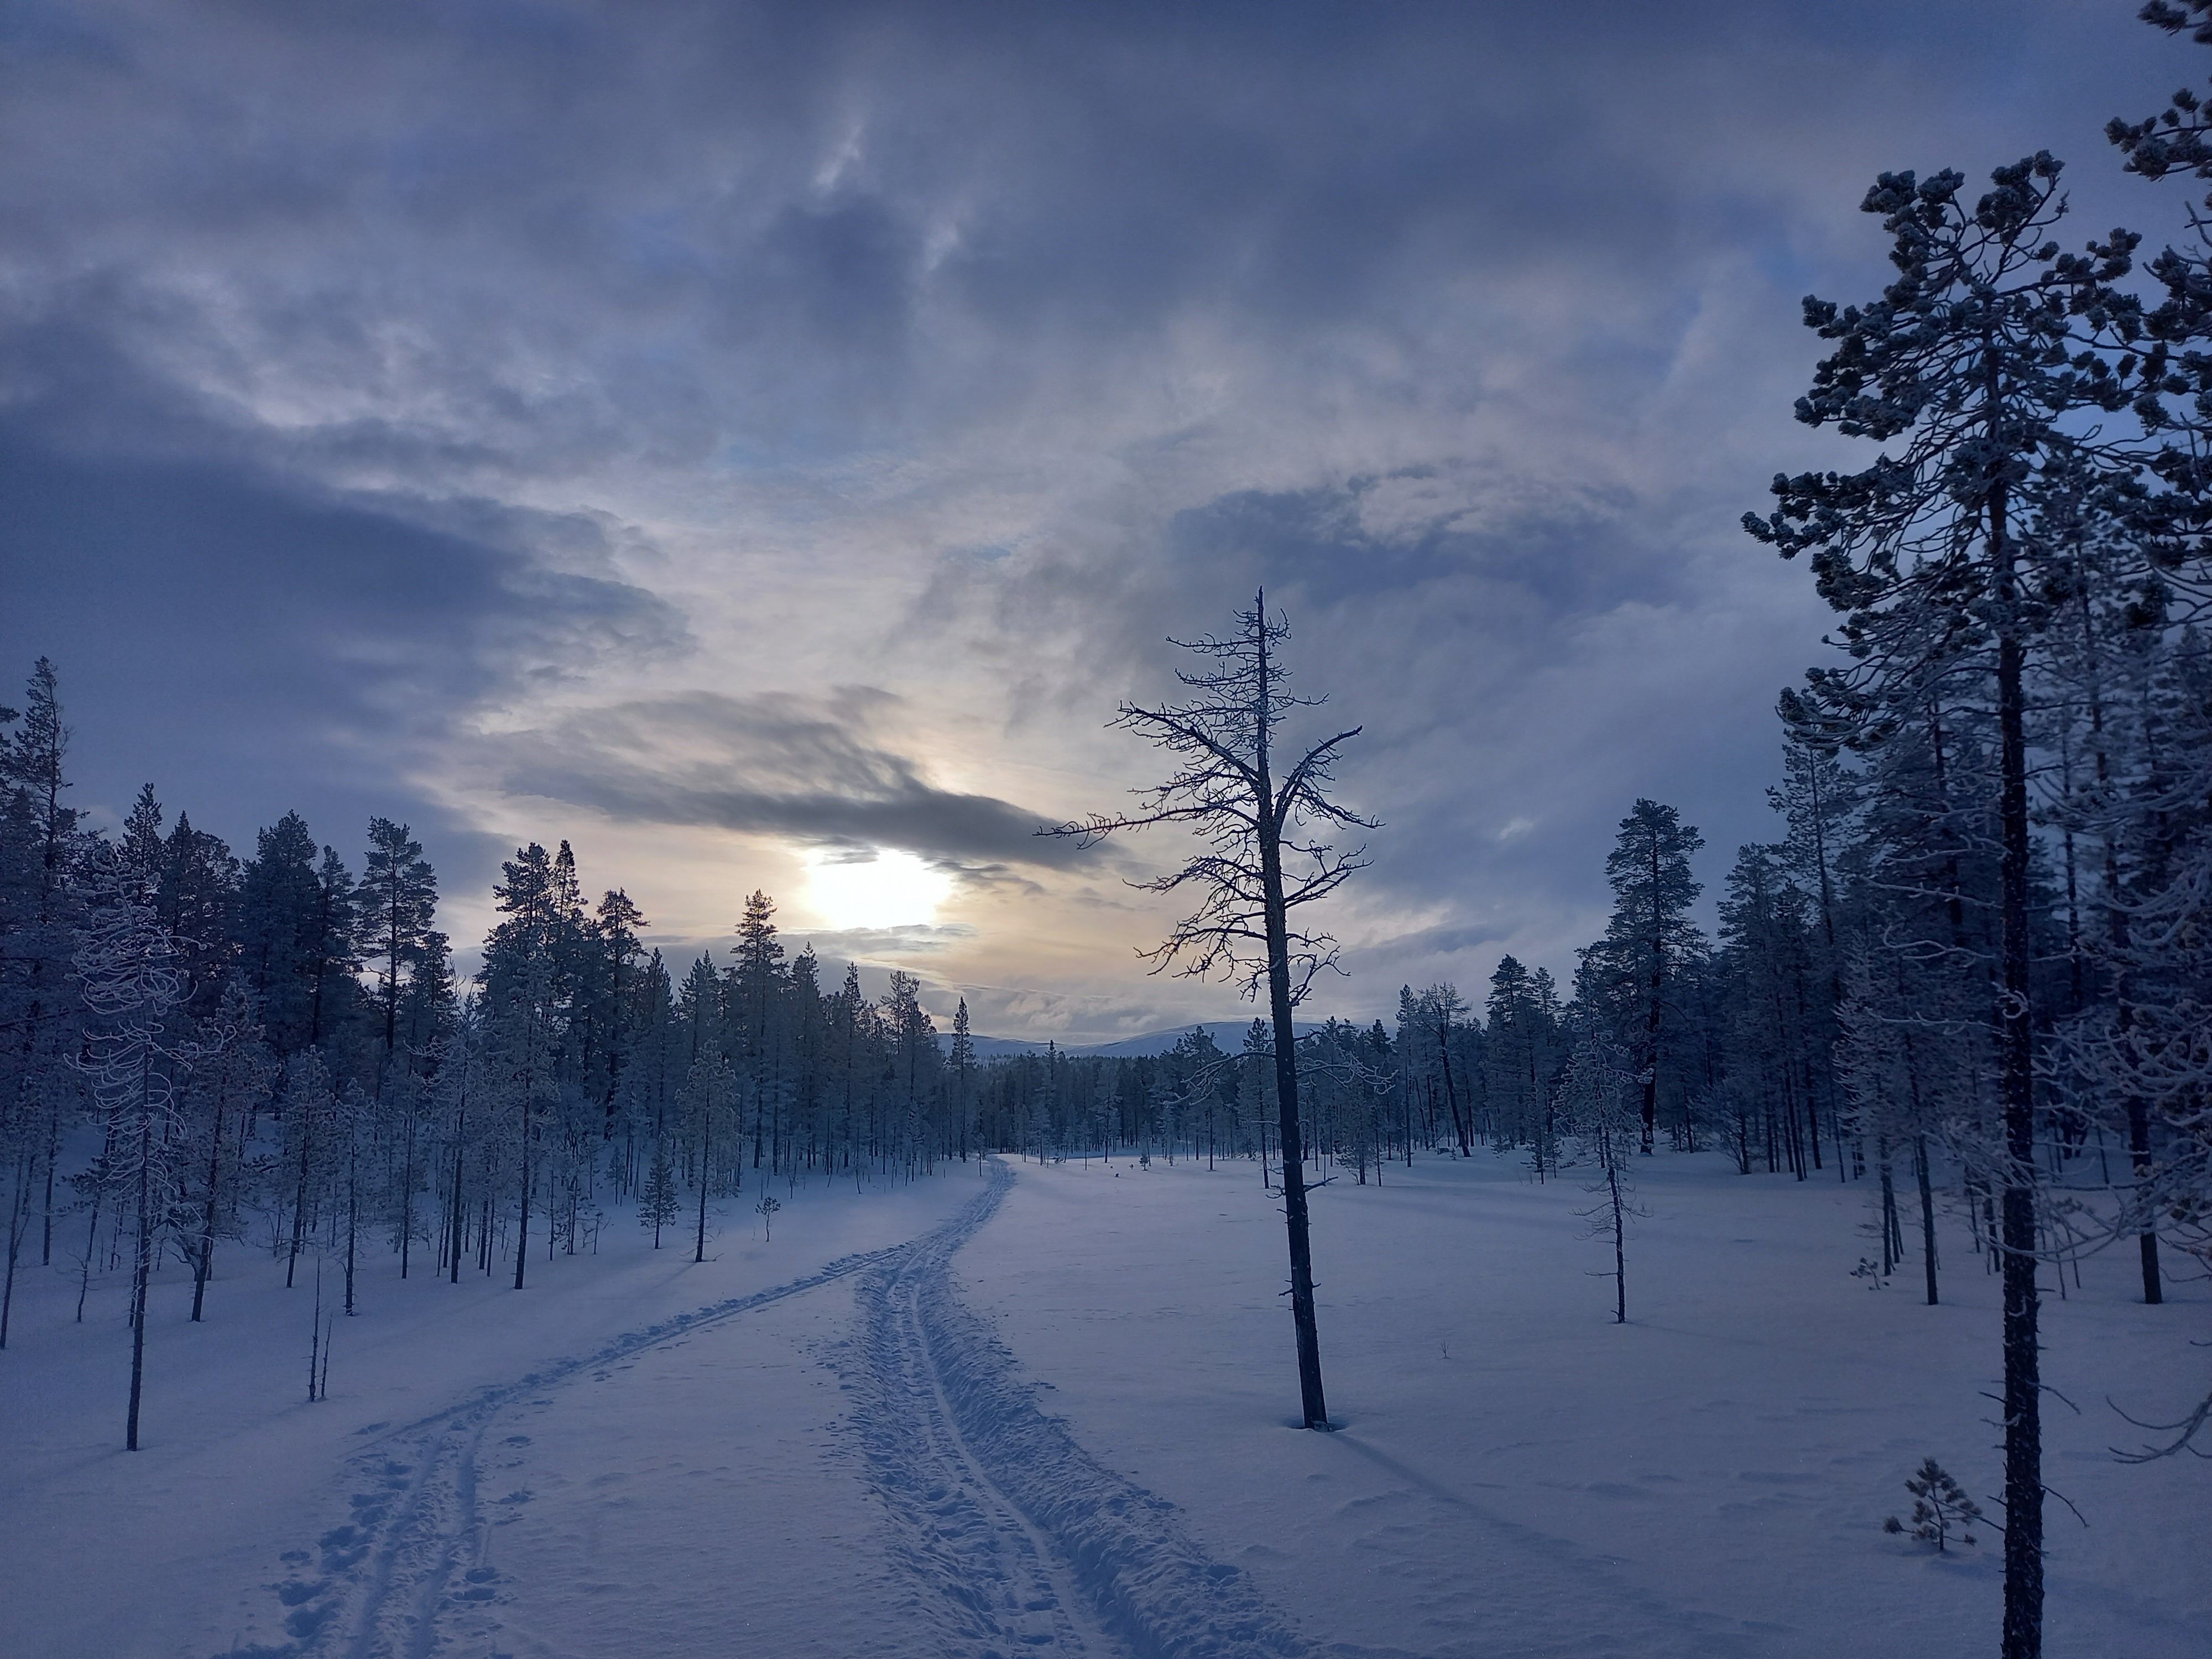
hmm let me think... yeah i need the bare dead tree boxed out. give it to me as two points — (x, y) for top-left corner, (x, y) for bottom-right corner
(1046, 591), (1373, 1430)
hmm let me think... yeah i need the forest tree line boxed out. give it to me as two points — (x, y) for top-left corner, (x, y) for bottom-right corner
(5, 632), (2203, 1353)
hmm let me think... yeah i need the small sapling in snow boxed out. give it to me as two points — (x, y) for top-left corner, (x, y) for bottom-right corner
(1883, 1457), (1983, 1552)
(755, 1194), (781, 1240)
(639, 1142), (680, 1249)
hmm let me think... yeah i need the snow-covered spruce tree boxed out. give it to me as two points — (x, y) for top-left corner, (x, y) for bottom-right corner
(71, 857), (191, 1451)
(1048, 591), (1372, 1431)
(155, 810), (237, 1021)
(361, 818), (439, 1061)
(1484, 957), (1562, 1179)
(730, 888), (786, 1173)
(1744, 153), (2142, 1658)
(233, 812), (327, 1060)
(881, 970), (940, 1175)
(594, 886), (647, 1171)
(949, 997), (977, 1163)
(1579, 801), (1707, 1155)
(304, 844), (361, 1056)
(1712, 842), (1828, 1183)
(479, 842), (585, 1291)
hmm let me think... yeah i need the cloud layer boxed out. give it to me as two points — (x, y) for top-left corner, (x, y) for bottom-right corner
(1, 1), (2194, 1035)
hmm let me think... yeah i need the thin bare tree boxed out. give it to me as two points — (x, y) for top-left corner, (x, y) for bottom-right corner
(1048, 591), (1372, 1430)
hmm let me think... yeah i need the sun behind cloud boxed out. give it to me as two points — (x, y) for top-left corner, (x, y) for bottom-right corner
(802, 846), (954, 932)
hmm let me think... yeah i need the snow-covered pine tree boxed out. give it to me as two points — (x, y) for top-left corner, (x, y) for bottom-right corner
(361, 818), (439, 1061)
(949, 998), (977, 1163)
(1610, 801), (1705, 1155)
(1484, 956), (1561, 1177)
(730, 889), (786, 1172)
(1745, 150), (2144, 1659)
(479, 842), (581, 1291)
(234, 813), (325, 1058)
(71, 857), (190, 1450)
(1714, 843), (1824, 1182)
(594, 887), (647, 1150)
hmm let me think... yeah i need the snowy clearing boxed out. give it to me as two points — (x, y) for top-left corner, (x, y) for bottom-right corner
(963, 1152), (2209, 1658)
(1, 1152), (2204, 1658)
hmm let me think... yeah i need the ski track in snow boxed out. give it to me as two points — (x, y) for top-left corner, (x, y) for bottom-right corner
(837, 1160), (1322, 1659)
(222, 1238), (914, 1658)
(223, 1160), (1324, 1659)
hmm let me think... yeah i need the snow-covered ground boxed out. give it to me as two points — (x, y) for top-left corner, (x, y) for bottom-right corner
(1, 1152), (2203, 1657)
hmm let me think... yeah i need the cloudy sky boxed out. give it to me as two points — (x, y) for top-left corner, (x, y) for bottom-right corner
(1, 2), (2198, 1040)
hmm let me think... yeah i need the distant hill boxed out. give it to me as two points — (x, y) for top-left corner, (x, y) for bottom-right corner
(962, 1020), (1323, 1060)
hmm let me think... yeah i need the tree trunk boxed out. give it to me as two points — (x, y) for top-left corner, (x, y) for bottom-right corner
(1256, 719), (1327, 1427)
(191, 1098), (224, 1323)
(1916, 1135), (1939, 1307)
(286, 1100), (315, 1291)
(1643, 834), (1662, 1154)
(1, 1157), (29, 1349)
(2130, 1098), (2162, 1306)
(513, 1124), (531, 1291)
(1607, 1154), (1626, 1324)
(695, 1112), (712, 1265)
(344, 1140), (358, 1316)
(1992, 481), (2043, 1659)
(41, 1099), (59, 1266)
(399, 1097), (416, 1281)
(1436, 1020), (1469, 1157)
(448, 1112), (467, 1285)
(127, 1100), (154, 1451)
(1877, 1141), (1898, 1277)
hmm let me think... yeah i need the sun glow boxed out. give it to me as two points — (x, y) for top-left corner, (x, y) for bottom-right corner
(802, 847), (954, 932)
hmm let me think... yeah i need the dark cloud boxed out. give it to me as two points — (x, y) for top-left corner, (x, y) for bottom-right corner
(0, 316), (687, 898)
(491, 692), (1086, 872)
